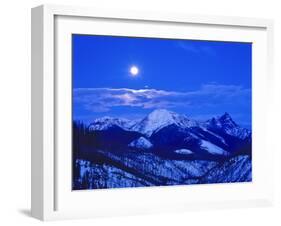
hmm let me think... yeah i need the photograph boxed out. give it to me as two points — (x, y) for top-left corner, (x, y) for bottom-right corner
(72, 34), (252, 190)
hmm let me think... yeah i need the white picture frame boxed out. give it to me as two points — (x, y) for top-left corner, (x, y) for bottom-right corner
(31, 4), (274, 221)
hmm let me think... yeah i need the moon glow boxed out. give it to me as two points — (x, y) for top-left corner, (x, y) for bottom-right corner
(130, 66), (139, 76)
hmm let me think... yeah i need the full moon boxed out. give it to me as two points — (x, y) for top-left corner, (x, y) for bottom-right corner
(130, 66), (139, 76)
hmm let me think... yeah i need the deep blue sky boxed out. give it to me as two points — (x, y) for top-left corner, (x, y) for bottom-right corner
(73, 34), (252, 128)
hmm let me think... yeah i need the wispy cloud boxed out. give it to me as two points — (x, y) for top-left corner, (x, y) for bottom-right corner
(176, 41), (217, 56)
(74, 84), (251, 113)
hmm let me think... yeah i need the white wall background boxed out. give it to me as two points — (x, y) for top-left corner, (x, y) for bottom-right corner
(0, 0), (280, 225)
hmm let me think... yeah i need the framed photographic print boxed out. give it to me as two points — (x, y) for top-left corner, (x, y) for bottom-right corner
(31, 4), (274, 221)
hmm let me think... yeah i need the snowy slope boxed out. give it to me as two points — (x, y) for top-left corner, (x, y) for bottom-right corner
(73, 152), (251, 189)
(200, 155), (252, 183)
(128, 137), (153, 150)
(87, 151), (218, 185)
(73, 159), (153, 189)
(174, 149), (193, 155)
(200, 140), (229, 156)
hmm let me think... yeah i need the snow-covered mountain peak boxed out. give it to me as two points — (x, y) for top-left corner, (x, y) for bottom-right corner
(88, 117), (135, 131)
(206, 113), (251, 140)
(145, 109), (180, 129)
(220, 112), (231, 119)
(132, 109), (198, 136)
(207, 112), (237, 129)
(218, 112), (237, 128)
(147, 109), (176, 121)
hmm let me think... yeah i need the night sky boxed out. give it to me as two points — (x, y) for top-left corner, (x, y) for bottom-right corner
(72, 34), (252, 128)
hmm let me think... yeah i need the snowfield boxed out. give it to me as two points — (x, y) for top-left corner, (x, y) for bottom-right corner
(174, 149), (193, 155)
(200, 140), (229, 156)
(128, 137), (153, 150)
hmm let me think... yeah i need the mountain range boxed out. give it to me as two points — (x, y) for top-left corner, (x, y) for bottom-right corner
(73, 109), (252, 190)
